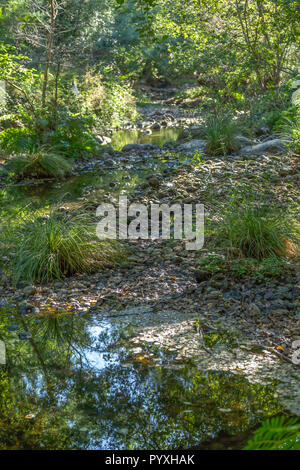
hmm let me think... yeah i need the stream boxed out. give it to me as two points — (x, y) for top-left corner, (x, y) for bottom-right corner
(0, 127), (298, 450)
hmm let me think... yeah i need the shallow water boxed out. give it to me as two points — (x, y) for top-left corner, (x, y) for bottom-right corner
(3, 149), (192, 208)
(110, 127), (184, 150)
(0, 306), (286, 450)
(0, 127), (296, 450)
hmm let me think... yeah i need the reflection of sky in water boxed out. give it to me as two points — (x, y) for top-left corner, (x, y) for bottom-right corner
(0, 307), (286, 450)
(4, 144), (193, 208)
(80, 321), (120, 371)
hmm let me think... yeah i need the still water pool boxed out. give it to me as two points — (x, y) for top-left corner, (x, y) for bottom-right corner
(110, 127), (184, 150)
(0, 307), (285, 450)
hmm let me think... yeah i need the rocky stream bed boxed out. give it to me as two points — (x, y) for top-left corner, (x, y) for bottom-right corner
(0, 100), (299, 449)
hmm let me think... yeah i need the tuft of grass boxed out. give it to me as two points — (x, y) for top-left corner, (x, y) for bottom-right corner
(290, 120), (300, 155)
(216, 205), (300, 260)
(279, 110), (300, 155)
(5, 150), (72, 179)
(201, 114), (241, 155)
(11, 211), (127, 283)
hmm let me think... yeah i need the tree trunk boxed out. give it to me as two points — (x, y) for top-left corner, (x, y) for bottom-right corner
(42, 0), (56, 107)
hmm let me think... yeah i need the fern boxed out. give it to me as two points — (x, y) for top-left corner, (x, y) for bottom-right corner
(245, 416), (300, 450)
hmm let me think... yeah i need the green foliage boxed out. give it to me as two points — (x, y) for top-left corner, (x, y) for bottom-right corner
(278, 105), (300, 154)
(201, 114), (241, 155)
(0, 42), (36, 85)
(196, 253), (293, 280)
(99, 80), (137, 128)
(46, 115), (99, 158)
(10, 211), (127, 284)
(290, 121), (300, 155)
(245, 416), (300, 450)
(216, 204), (299, 259)
(0, 117), (99, 159)
(5, 150), (72, 179)
(245, 84), (293, 133)
(0, 127), (38, 153)
(230, 257), (291, 280)
(81, 71), (137, 130)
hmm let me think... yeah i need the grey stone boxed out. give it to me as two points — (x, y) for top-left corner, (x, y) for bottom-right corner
(178, 139), (206, 151)
(236, 135), (254, 146)
(23, 286), (37, 296)
(248, 303), (261, 317)
(240, 139), (291, 156)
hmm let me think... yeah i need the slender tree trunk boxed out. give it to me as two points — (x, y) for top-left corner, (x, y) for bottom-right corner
(53, 62), (61, 128)
(42, 0), (57, 107)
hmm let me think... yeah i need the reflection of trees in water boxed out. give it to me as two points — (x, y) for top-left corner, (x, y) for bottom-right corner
(0, 310), (282, 449)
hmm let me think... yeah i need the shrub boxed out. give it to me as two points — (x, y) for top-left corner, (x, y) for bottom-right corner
(216, 204), (299, 259)
(0, 115), (99, 159)
(290, 121), (300, 155)
(201, 114), (241, 155)
(0, 128), (38, 153)
(12, 211), (127, 283)
(5, 150), (72, 179)
(81, 71), (137, 130)
(245, 84), (291, 133)
(47, 115), (99, 158)
(278, 106), (300, 155)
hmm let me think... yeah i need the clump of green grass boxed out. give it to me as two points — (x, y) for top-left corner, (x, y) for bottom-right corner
(202, 114), (241, 155)
(5, 150), (72, 179)
(279, 111), (300, 155)
(290, 120), (300, 154)
(216, 204), (299, 259)
(12, 211), (127, 283)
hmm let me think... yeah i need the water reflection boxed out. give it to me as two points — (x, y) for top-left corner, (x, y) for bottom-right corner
(0, 308), (284, 450)
(2, 152), (188, 208)
(111, 128), (183, 150)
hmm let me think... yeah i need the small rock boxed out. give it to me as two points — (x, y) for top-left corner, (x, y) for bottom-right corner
(148, 177), (160, 189)
(236, 135), (254, 146)
(23, 286), (37, 296)
(256, 126), (270, 136)
(248, 303), (261, 317)
(8, 325), (19, 332)
(178, 139), (206, 151)
(18, 332), (32, 340)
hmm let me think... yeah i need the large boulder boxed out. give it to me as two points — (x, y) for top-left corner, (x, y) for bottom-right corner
(240, 139), (290, 156)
